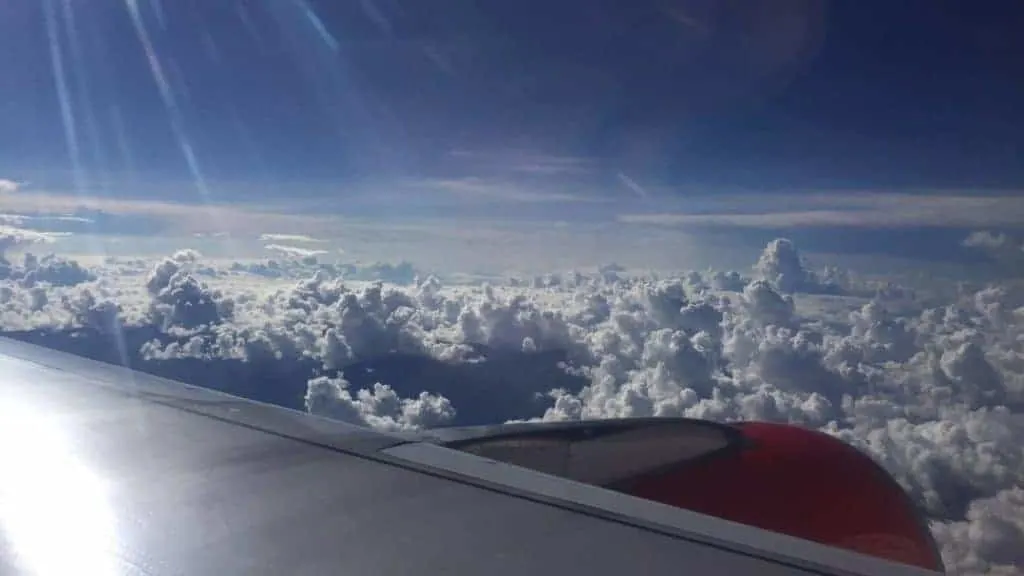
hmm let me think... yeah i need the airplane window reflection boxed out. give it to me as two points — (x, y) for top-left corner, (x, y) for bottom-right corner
(0, 402), (118, 576)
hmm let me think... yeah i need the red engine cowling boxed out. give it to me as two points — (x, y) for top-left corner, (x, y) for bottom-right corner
(619, 421), (944, 572)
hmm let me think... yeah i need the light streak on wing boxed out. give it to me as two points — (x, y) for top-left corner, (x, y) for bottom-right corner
(109, 104), (138, 181)
(235, 2), (264, 43)
(164, 55), (193, 104)
(149, 0), (167, 30)
(56, 1), (113, 248)
(60, 0), (106, 191)
(617, 172), (650, 199)
(225, 102), (270, 181)
(260, 0), (399, 170)
(122, 0), (243, 266)
(296, 0), (339, 52)
(359, 0), (393, 35)
(200, 29), (224, 64)
(45, 0), (130, 371)
(122, 0), (211, 203)
(43, 0), (82, 190)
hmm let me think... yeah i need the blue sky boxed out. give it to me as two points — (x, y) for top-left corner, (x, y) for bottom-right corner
(2, 0), (1024, 262)
(4, 6), (1024, 569)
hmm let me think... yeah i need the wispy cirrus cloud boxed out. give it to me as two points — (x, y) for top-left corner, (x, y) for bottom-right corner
(619, 192), (1024, 228)
(448, 149), (594, 176)
(419, 177), (609, 204)
(259, 233), (325, 243)
(0, 213), (93, 225)
(0, 191), (335, 237)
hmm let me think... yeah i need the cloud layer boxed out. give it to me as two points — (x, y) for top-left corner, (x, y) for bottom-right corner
(619, 193), (1024, 229)
(0, 232), (1021, 574)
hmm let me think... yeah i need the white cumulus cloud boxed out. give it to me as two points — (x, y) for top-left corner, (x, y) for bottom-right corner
(0, 237), (1022, 573)
(0, 179), (21, 194)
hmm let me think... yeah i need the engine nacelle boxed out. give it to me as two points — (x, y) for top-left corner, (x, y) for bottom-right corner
(436, 417), (943, 572)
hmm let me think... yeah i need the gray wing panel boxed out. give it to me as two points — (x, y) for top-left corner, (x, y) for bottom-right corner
(0, 339), (930, 575)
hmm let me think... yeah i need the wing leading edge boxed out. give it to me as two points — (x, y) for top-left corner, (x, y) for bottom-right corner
(0, 337), (940, 575)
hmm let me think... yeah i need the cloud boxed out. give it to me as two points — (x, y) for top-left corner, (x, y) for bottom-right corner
(228, 258), (419, 285)
(306, 375), (455, 431)
(263, 244), (329, 258)
(754, 238), (843, 295)
(619, 193), (1024, 228)
(2, 253), (95, 287)
(964, 231), (1012, 250)
(1, 239), (1023, 572)
(0, 213), (93, 225)
(421, 178), (608, 204)
(0, 191), (338, 237)
(448, 149), (594, 175)
(0, 226), (71, 258)
(962, 230), (1024, 274)
(0, 180), (20, 194)
(259, 233), (325, 243)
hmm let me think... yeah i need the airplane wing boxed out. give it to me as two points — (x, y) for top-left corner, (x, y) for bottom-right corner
(0, 337), (941, 576)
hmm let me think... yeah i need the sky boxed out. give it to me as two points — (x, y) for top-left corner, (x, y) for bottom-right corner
(1, 0), (1023, 247)
(4, 3), (1024, 572)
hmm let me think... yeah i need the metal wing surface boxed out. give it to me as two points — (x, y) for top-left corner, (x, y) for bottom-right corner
(0, 338), (940, 575)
